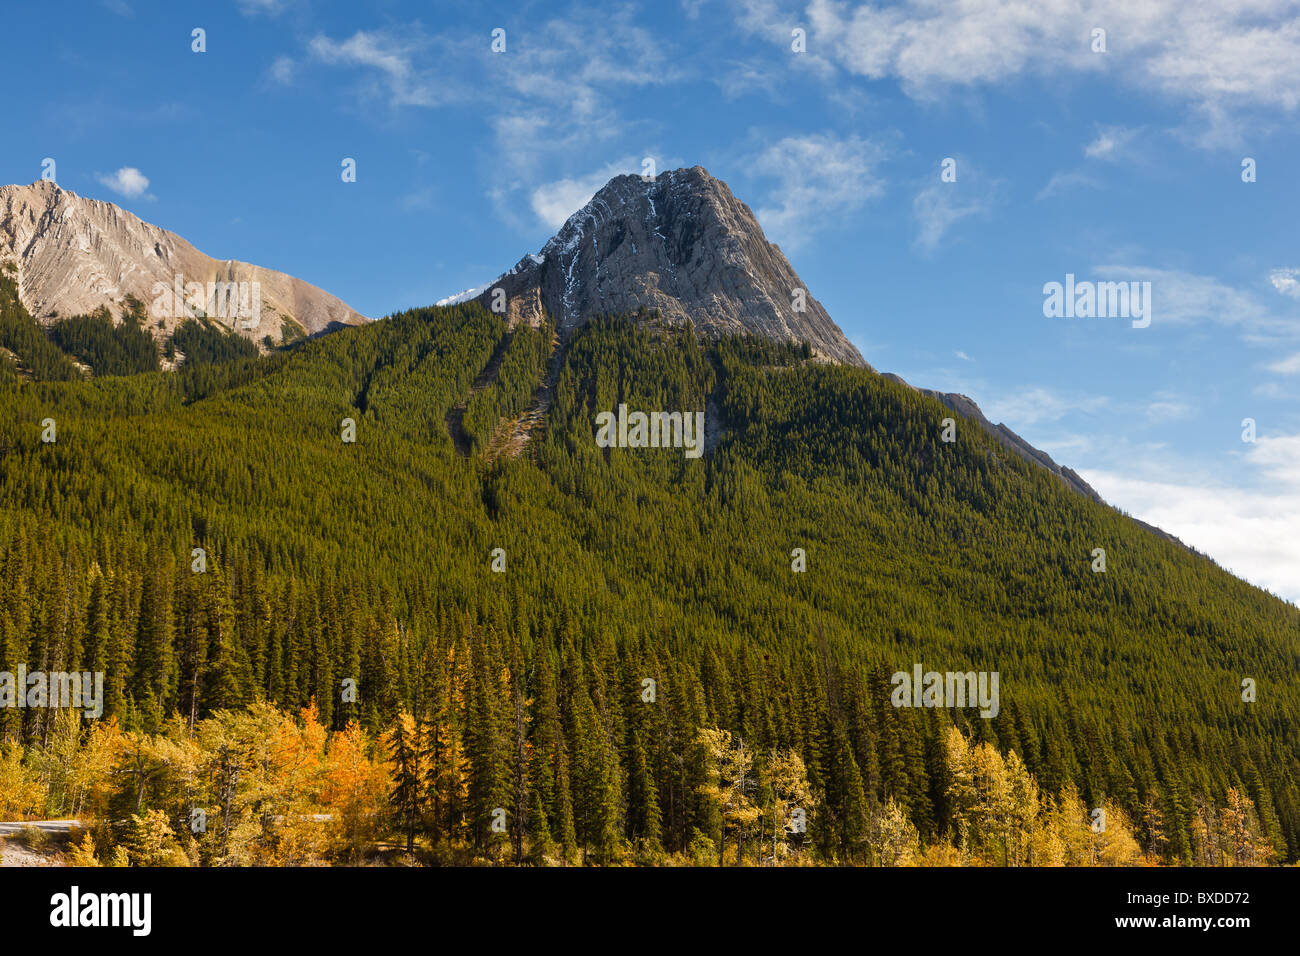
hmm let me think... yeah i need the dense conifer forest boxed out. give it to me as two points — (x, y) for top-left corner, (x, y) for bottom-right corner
(0, 296), (1295, 866)
(47, 297), (160, 378)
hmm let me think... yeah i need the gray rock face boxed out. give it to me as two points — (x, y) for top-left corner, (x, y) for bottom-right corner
(442, 167), (868, 367)
(0, 180), (367, 346)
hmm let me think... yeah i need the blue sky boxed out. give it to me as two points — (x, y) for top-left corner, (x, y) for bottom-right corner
(6, 0), (1300, 601)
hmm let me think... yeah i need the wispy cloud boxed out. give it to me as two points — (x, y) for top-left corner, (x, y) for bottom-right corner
(1035, 169), (1102, 200)
(1084, 125), (1141, 161)
(714, 58), (784, 98)
(489, 7), (685, 182)
(236, 0), (291, 15)
(268, 55), (295, 85)
(1265, 351), (1300, 374)
(299, 8), (687, 227)
(911, 158), (993, 253)
(1034, 126), (1136, 200)
(729, 0), (837, 79)
(748, 132), (886, 249)
(307, 30), (457, 108)
(1145, 397), (1194, 423)
(796, 0), (1300, 144)
(399, 187), (435, 213)
(912, 183), (988, 253)
(1094, 266), (1300, 339)
(982, 385), (1111, 429)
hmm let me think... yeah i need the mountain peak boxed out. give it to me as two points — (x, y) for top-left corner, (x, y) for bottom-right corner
(0, 180), (367, 346)
(444, 167), (869, 367)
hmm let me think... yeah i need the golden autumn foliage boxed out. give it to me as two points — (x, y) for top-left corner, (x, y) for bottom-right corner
(0, 707), (1281, 868)
(940, 728), (1151, 867)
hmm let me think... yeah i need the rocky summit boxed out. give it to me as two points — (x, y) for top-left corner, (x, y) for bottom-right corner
(439, 166), (868, 368)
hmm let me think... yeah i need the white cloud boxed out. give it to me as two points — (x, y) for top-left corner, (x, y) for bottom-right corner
(1087, 433), (1300, 603)
(304, 12), (677, 130)
(910, 158), (994, 253)
(237, 0), (289, 15)
(1254, 380), (1300, 399)
(95, 167), (151, 199)
(975, 383), (1200, 433)
(434, 8), (685, 226)
(750, 133), (886, 248)
(491, 10), (684, 176)
(729, 0), (838, 79)
(1094, 266), (1299, 338)
(982, 385), (1110, 428)
(291, 9), (693, 235)
(1146, 399), (1194, 423)
(399, 187), (435, 213)
(800, 0), (1300, 142)
(269, 56), (295, 85)
(807, 0), (1074, 93)
(1265, 351), (1300, 374)
(1084, 125), (1140, 160)
(1035, 169), (1102, 200)
(1269, 268), (1300, 299)
(912, 181), (988, 253)
(530, 158), (644, 229)
(308, 31), (448, 108)
(955, 350), (972, 361)
(714, 58), (784, 98)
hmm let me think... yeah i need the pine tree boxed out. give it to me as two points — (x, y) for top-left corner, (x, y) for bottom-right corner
(385, 712), (423, 853)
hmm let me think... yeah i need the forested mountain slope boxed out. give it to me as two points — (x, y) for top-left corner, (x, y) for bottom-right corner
(0, 303), (1295, 865)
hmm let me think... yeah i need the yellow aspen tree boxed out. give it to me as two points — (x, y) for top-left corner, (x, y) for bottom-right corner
(1220, 788), (1274, 866)
(763, 747), (815, 864)
(1004, 750), (1040, 866)
(696, 728), (761, 865)
(943, 727), (976, 852)
(1051, 785), (1096, 865)
(322, 721), (389, 861)
(870, 797), (920, 866)
(0, 743), (42, 818)
(1095, 798), (1143, 866)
